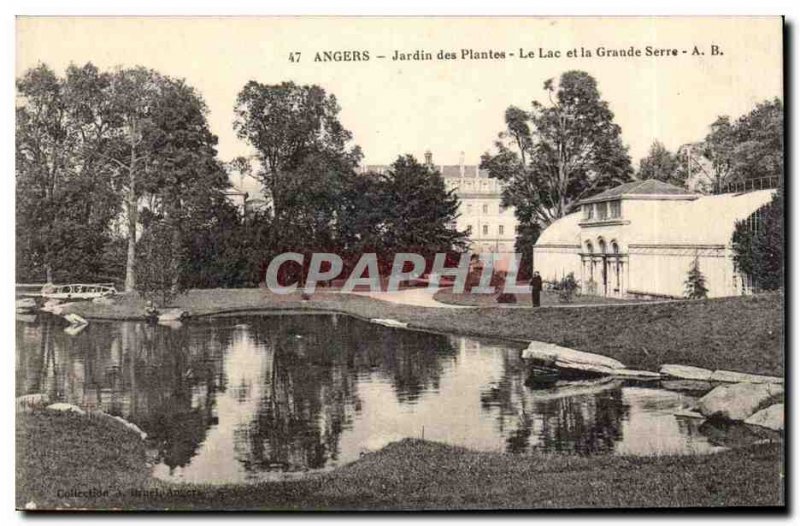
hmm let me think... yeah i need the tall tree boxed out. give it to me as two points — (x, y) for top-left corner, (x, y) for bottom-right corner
(16, 64), (120, 283)
(375, 155), (467, 258)
(638, 140), (684, 186)
(100, 67), (168, 291)
(140, 78), (231, 294)
(703, 98), (783, 192)
(481, 71), (633, 268)
(233, 81), (362, 222)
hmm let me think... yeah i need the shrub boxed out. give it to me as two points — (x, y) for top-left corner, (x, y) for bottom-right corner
(557, 273), (579, 303)
(684, 257), (709, 299)
(136, 221), (185, 307)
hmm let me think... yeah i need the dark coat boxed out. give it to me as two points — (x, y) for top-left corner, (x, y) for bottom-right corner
(531, 275), (543, 292)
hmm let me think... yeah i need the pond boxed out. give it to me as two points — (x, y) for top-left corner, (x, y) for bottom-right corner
(17, 312), (733, 484)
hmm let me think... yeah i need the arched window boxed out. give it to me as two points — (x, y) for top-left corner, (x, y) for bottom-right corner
(597, 238), (607, 254)
(585, 240), (593, 254)
(611, 241), (620, 255)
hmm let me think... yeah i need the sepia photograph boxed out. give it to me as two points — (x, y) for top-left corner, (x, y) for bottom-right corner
(13, 15), (785, 511)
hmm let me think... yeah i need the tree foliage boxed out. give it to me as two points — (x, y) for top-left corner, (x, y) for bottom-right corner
(233, 81), (362, 220)
(16, 62), (233, 298)
(638, 141), (684, 187)
(732, 189), (784, 291)
(338, 155), (468, 274)
(482, 71), (633, 227)
(16, 64), (121, 283)
(702, 98), (783, 192)
(481, 71), (633, 272)
(135, 220), (186, 306)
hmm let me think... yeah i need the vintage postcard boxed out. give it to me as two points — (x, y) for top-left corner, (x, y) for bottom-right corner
(15, 16), (784, 511)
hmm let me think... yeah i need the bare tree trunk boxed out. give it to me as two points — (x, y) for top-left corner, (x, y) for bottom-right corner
(124, 149), (137, 292)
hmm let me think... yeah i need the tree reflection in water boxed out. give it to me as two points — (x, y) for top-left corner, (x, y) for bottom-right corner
(479, 349), (628, 455)
(15, 313), (459, 478)
(16, 313), (724, 483)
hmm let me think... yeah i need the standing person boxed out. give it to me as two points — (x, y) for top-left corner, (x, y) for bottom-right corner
(531, 271), (543, 308)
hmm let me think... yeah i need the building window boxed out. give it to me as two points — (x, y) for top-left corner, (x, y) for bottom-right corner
(596, 202), (608, 220)
(498, 225), (504, 235)
(465, 225), (473, 235)
(467, 204), (473, 214)
(482, 224), (489, 235)
(584, 204), (594, 220)
(609, 200), (621, 218)
(482, 204), (488, 214)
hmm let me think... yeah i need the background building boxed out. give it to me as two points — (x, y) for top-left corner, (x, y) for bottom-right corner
(361, 151), (518, 258)
(532, 180), (775, 298)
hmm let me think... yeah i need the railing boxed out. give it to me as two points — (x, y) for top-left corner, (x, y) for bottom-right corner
(713, 176), (781, 195)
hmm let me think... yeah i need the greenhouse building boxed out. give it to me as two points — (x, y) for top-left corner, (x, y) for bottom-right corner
(532, 180), (775, 299)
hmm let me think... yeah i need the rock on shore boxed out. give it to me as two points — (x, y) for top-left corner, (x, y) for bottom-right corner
(744, 404), (784, 431)
(659, 364), (713, 381)
(522, 342), (625, 376)
(696, 383), (783, 422)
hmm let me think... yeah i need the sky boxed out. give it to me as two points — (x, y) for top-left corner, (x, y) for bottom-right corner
(17, 17), (783, 183)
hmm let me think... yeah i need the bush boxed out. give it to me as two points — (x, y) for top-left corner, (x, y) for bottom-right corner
(135, 221), (185, 307)
(556, 273), (579, 303)
(496, 293), (517, 304)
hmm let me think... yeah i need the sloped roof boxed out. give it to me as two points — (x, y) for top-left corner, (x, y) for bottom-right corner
(630, 189), (775, 246)
(579, 180), (697, 205)
(535, 211), (582, 246)
(535, 189), (775, 248)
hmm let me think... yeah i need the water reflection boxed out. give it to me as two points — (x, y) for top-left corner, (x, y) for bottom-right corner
(16, 313), (725, 484)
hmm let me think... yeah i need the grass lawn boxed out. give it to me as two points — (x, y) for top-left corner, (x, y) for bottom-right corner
(63, 288), (784, 377)
(433, 288), (644, 307)
(17, 411), (784, 510)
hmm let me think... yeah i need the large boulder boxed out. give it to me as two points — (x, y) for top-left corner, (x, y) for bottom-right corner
(744, 403), (784, 432)
(696, 383), (782, 421)
(709, 370), (783, 385)
(522, 341), (625, 376)
(659, 364), (713, 381)
(16, 393), (50, 412)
